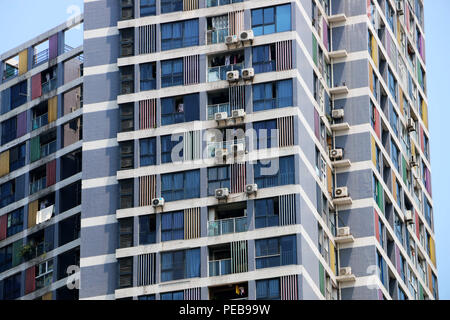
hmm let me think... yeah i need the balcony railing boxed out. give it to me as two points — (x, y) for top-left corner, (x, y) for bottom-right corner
(206, 0), (243, 7)
(30, 177), (47, 194)
(209, 258), (231, 277)
(206, 27), (229, 45)
(33, 49), (49, 66)
(32, 113), (49, 130)
(42, 78), (57, 94)
(208, 216), (247, 236)
(207, 139), (245, 158)
(3, 67), (18, 81)
(207, 103), (230, 120)
(41, 140), (57, 158)
(208, 62), (244, 82)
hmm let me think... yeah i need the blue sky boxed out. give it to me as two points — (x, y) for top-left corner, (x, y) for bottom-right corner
(0, 1), (448, 299)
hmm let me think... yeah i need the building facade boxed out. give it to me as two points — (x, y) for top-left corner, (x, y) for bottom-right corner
(0, 0), (437, 300)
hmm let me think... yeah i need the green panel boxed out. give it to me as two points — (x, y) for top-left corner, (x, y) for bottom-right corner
(419, 284), (424, 300)
(319, 262), (325, 296)
(12, 240), (22, 267)
(402, 156), (407, 184)
(312, 35), (318, 66)
(30, 136), (40, 162)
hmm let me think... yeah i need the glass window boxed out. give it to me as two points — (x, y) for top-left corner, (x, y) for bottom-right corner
(253, 120), (277, 149)
(139, 215), (156, 245)
(7, 208), (23, 237)
(160, 291), (184, 300)
(140, 0), (156, 17)
(1, 116), (17, 145)
(3, 273), (21, 300)
(252, 4), (291, 36)
(161, 211), (184, 241)
(253, 79), (293, 111)
(161, 19), (199, 51)
(256, 278), (281, 300)
(255, 197), (279, 229)
(255, 235), (296, 269)
(161, 248), (200, 282)
(161, 0), (183, 14)
(207, 166), (230, 196)
(161, 94), (199, 125)
(161, 134), (183, 164)
(252, 44), (276, 74)
(9, 143), (26, 171)
(161, 170), (200, 202)
(254, 156), (295, 189)
(140, 138), (156, 167)
(140, 63), (156, 91)
(0, 244), (13, 273)
(161, 58), (183, 88)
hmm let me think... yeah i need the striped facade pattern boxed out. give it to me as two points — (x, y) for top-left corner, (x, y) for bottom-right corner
(231, 163), (246, 194)
(230, 241), (247, 274)
(183, 0), (198, 11)
(139, 25), (157, 55)
(276, 40), (293, 71)
(228, 10), (244, 36)
(279, 194), (296, 226)
(183, 131), (202, 161)
(183, 55), (200, 85)
(277, 116), (294, 147)
(137, 253), (156, 287)
(229, 85), (245, 111)
(184, 287), (201, 300)
(139, 175), (157, 207)
(139, 99), (157, 130)
(184, 207), (201, 240)
(280, 274), (298, 300)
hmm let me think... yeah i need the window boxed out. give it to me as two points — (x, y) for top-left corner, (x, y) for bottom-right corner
(9, 143), (26, 171)
(120, 0), (134, 20)
(161, 58), (183, 88)
(139, 215), (156, 245)
(385, 1), (394, 32)
(253, 120), (277, 149)
(140, 0), (156, 16)
(140, 63), (156, 91)
(255, 235), (296, 269)
(161, 94), (199, 125)
(388, 68), (397, 101)
(390, 104), (399, 137)
(207, 166), (230, 196)
(139, 138), (156, 166)
(253, 79), (293, 111)
(161, 19), (199, 51)
(377, 251), (386, 287)
(161, 248), (200, 282)
(391, 141), (400, 173)
(118, 257), (133, 289)
(120, 28), (134, 57)
(3, 273), (21, 300)
(256, 278), (280, 300)
(120, 66), (134, 95)
(161, 291), (184, 300)
(0, 244), (12, 273)
(252, 4), (291, 36)
(161, 134), (183, 164)
(10, 80), (27, 109)
(119, 103), (134, 133)
(161, 170), (200, 202)
(1, 116), (17, 145)
(254, 156), (295, 189)
(253, 44), (276, 74)
(255, 197), (279, 229)
(161, 0), (183, 14)
(36, 259), (53, 289)
(0, 180), (15, 208)
(7, 208), (23, 237)
(161, 211), (184, 241)
(138, 294), (156, 300)
(119, 179), (134, 209)
(120, 141), (134, 170)
(119, 218), (133, 248)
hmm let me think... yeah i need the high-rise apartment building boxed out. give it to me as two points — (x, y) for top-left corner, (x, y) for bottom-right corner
(0, 0), (437, 301)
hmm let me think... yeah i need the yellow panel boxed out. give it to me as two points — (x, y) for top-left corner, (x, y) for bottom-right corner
(429, 236), (436, 267)
(397, 18), (401, 44)
(399, 88), (404, 115)
(371, 36), (378, 67)
(369, 64), (374, 94)
(422, 100), (428, 130)
(392, 175), (397, 202)
(28, 200), (39, 229)
(42, 292), (52, 300)
(48, 96), (58, 123)
(371, 136), (377, 167)
(329, 240), (336, 275)
(0, 151), (10, 177)
(19, 50), (28, 75)
(411, 141), (416, 157)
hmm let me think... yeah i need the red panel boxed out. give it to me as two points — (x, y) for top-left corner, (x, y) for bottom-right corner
(25, 266), (36, 294)
(415, 210), (420, 239)
(31, 73), (42, 100)
(374, 209), (380, 243)
(0, 214), (7, 241)
(46, 160), (56, 187)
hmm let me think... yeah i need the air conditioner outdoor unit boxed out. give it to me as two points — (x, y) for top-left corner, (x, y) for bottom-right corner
(242, 68), (255, 80)
(152, 198), (165, 207)
(396, 1), (404, 15)
(337, 226), (351, 237)
(405, 210), (414, 224)
(332, 109), (345, 119)
(410, 155), (418, 167)
(226, 70), (240, 82)
(215, 148), (229, 158)
(330, 148), (344, 160)
(245, 184), (258, 194)
(232, 143), (245, 156)
(232, 109), (246, 118)
(239, 30), (254, 43)
(407, 118), (416, 132)
(413, 177), (421, 190)
(339, 267), (352, 276)
(215, 112), (229, 121)
(225, 35), (239, 45)
(215, 188), (229, 200)
(335, 187), (349, 198)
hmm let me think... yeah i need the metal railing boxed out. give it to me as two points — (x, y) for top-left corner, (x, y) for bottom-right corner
(207, 139), (245, 158)
(41, 140), (57, 158)
(206, 0), (243, 7)
(207, 103), (230, 120)
(42, 78), (57, 94)
(32, 113), (49, 130)
(208, 216), (247, 236)
(209, 258), (231, 277)
(206, 27), (229, 45)
(208, 62), (244, 82)
(3, 67), (18, 81)
(30, 177), (47, 194)
(33, 49), (49, 66)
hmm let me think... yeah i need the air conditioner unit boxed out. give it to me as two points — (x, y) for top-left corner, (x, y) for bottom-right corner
(215, 148), (229, 158)
(335, 187), (349, 198)
(152, 198), (165, 207)
(330, 148), (344, 160)
(396, 1), (404, 15)
(332, 109), (345, 119)
(245, 184), (258, 194)
(226, 70), (240, 82)
(215, 188), (229, 200)
(225, 35), (239, 45)
(241, 68), (255, 80)
(409, 155), (418, 167)
(239, 30), (254, 43)
(232, 143), (245, 156)
(407, 118), (416, 132)
(413, 177), (421, 190)
(405, 210), (414, 224)
(339, 267), (352, 276)
(215, 112), (229, 121)
(337, 226), (351, 237)
(232, 109), (246, 118)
